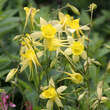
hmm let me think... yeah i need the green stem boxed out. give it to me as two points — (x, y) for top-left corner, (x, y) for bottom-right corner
(85, 9), (94, 110)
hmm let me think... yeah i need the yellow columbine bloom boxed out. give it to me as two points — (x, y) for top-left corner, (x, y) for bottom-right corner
(41, 24), (56, 39)
(71, 41), (84, 56)
(40, 78), (67, 110)
(60, 14), (72, 26)
(65, 14), (73, 25)
(45, 38), (66, 51)
(41, 87), (57, 99)
(24, 7), (39, 29)
(68, 19), (86, 38)
(20, 47), (40, 72)
(59, 12), (73, 29)
(69, 19), (80, 30)
(64, 72), (83, 84)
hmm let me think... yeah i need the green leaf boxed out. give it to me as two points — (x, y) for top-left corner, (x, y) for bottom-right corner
(0, 69), (10, 78)
(0, 17), (19, 27)
(95, 48), (110, 59)
(25, 89), (39, 110)
(64, 105), (76, 110)
(0, 56), (10, 63)
(0, 56), (11, 70)
(0, 9), (18, 19)
(0, 0), (7, 10)
(80, 10), (90, 25)
(94, 16), (106, 26)
(102, 10), (110, 20)
(36, 6), (50, 21)
(0, 23), (18, 37)
(17, 79), (32, 91)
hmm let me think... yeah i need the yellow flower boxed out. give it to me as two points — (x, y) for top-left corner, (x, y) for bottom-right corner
(41, 87), (57, 99)
(64, 72), (83, 84)
(41, 24), (56, 39)
(65, 14), (73, 25)
(60, 14), (72, 26)
(40, 78), (67, 109)
(68, 19), (87, 38)
(71, 41), (84, 56)
(45, 38), (65, 51)
(69, 19), (80, 30)
(59, 12), (73, 29)
(20, 47), (40, 72)
(24, 7), (39, 29)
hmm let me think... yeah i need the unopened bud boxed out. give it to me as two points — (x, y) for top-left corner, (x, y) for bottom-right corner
(89, 3), (97, 11)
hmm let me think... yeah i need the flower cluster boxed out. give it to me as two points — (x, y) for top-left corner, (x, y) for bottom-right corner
(5, 5), (92, 110)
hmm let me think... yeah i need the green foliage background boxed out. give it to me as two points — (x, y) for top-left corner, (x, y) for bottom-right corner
(0, 0), (110, 110)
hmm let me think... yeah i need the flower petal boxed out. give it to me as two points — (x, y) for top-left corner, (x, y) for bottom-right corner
(46, 100), (53, 110)
(9, 102), (16, 108)
(55, 97), (63, 108)
(56, 86), (67, 94)
(49, 78), (55, 88)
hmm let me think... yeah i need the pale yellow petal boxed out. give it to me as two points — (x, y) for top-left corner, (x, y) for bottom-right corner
(58, 12), (65, 23)
(46, 100), (53, 110)
(64, 48), (72, 56)
(55, 97), (63, 107)
(56, 86), (67, 94)
(5, 68), (18, 82)
(40, 17), (48, 26)
(49, 78), (55, 88)
(97, 81), (103, 100)
(30, 31), (42, 40)
(24, 7), (31, 30)
(81, 51), (87, 60)
(72, 55), (79, 63)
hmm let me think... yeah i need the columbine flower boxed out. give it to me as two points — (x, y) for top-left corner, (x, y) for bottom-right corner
(64, 72), (83, 84)
(69, 19), (80, 31)
(41, 87), (57, 99)
(45, 38), (67, 51)
(59, 14), (72, 26)
(40, 78), (67, 110)
(41, 24), (56, 39)
(20, 46), (41, 72)
(71, 41), (84, 56)
(0, 93), (16, 110)
(24, 7), (39, 29)
(19, 33), (41, 73)
(67, 18), (85, 38)
(59, 12), (73, 29)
